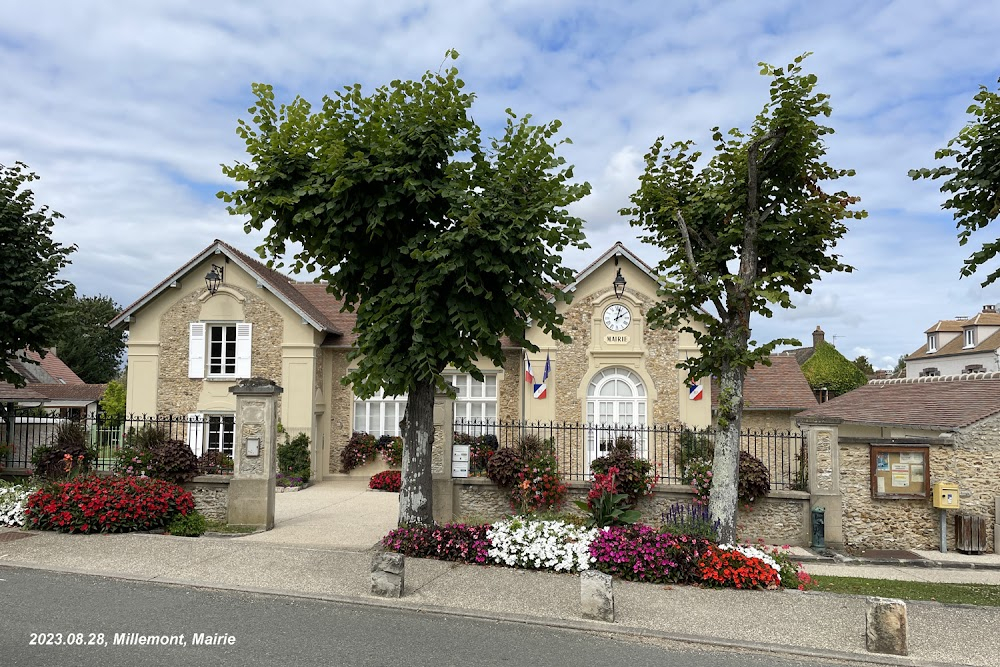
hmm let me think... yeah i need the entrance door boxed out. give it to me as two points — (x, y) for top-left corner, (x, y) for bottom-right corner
(586, 368), (647, 470)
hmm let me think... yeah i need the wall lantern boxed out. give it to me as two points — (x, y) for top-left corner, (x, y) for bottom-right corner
(205, 264), (224, 295)
(612, 254), (627, 299)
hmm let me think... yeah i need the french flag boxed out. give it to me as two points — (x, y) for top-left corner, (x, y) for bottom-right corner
(533, 354), (551, 399)
(525, 355), (534, 384)
(689, 381), (703, 400)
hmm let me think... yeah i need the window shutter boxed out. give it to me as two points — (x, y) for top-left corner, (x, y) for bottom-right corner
(235, 323), (252, 378)
(188, 323), (205, 379)
(186, 413), (204, 456)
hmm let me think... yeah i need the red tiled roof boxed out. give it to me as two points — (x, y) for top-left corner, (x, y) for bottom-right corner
(0, 382), (45, 401)
(797, 372), (1000, 430)
(23, 349), (83, 384)
(31, 383), (106, 402)
(712, 356), (817, 412)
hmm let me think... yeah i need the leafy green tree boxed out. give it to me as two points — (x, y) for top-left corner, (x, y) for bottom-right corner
(0, 162), (76, 387)
(803, 343), (868, 396)
(893, 354), (907, 378)
(851, 354), (875, 378)
(621, 54), (865, 542)
(220, 51), (590, 526)
(910, 78), (1000, 285)
(53, 293), (125, 383)
(99, 378), (127, 426)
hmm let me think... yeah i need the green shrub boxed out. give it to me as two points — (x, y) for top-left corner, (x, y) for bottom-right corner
(676, 429), (713, 482)
(738, 451), (770, 504)
(123, 424), (168, 451)
(197, 450), (233, 475)
(166, 509), (207, 537)
(485, 447), (523, 488)
(278, 432), (311, 482)
(659, 502), (720, 541)
(31, 423), (96, 480)
(146, 439), (199, 484)
(801, 341), (868, 397)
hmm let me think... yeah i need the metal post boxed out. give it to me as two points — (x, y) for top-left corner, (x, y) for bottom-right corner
(939, 508), (947, 553)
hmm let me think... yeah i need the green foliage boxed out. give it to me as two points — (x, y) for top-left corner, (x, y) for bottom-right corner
(31, 423), (96, 480)
(166, 509), (207, 537)
(278, 432), (311, 483)
(100, 379), (127, 426)
(659, 502), (720, 541)
(114, 427), (199, 483)
(197, 450), (233, 475)
(737, 451), (771, 504)
(51, 293), (125, 383)
(851, 355), (875, 377)
(0, 162), (76, 387)
(910, 78), (1000, 286)
(676, 429), (713, 482)
(123, 425), (168, 451)
(801, 341), (868, 396)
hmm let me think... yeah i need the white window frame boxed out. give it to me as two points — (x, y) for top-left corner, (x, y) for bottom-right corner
(964, 329), (975, 348)
(449, 373), (498, 424)
(204, 413), (236, 457)
(926, 334), (937, 353)
(207, 323), (238, 377)
(585, 368), (647, 469)
(353, 389), (408, 438)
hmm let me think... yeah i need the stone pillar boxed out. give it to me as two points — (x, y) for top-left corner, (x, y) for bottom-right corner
(798, 416), (844, 549)
(227, 378), (283, 529)
(580, 570), (615, 622)
(370, 551), (405, 598)
(866, 597), (908, 656)
(431, 386), (456, 524)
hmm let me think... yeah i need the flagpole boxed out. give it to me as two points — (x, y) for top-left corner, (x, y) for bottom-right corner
(520, 350), (527, 442)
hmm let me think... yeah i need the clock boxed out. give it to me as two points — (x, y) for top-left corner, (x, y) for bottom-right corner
(603, 304), (631, 331)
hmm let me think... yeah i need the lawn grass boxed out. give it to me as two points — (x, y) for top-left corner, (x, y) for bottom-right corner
(204, 520), (258, 534)
(813, 575), (1000, 606)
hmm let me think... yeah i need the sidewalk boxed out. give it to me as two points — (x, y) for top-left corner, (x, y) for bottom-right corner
(1, 480), (998, 666)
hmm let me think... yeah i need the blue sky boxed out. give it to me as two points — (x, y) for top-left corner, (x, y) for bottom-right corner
(3, 1), (1000, 369)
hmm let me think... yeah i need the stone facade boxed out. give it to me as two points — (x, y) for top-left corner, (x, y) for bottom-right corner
(327, 350), (353, 475)
(497, 349), (521, 422)
(837, 419), (998, 552)
(741, 410), (798, 433)
(183, 476), (229, 522)
(156, 286), (284, 418)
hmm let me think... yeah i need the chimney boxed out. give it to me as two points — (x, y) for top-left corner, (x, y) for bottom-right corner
(812, 326), (825, 348)
(983, 304), (996, 314)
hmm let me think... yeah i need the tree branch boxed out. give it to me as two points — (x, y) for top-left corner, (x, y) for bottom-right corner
(676, 210), (726, 316)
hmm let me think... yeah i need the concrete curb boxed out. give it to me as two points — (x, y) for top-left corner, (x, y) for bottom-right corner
(0, 560), (977, 667)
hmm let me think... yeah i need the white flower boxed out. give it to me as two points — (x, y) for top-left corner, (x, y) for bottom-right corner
(0, 483), (35, 527)
(486, 517), (598, 573)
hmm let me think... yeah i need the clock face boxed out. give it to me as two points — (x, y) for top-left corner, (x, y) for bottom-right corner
(603, 304), (631, 331)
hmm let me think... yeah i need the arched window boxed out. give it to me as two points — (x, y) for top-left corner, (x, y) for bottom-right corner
(585, 368), (647, 467)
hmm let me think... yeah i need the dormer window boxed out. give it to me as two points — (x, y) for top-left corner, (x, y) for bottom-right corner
(964, 329), (976, 348)
(927, 334), (937, 353)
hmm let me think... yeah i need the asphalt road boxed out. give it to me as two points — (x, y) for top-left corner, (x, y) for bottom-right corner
(1, 566), (868, 667)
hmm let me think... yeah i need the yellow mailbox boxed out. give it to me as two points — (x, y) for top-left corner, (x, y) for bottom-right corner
(932, 482), (960, 509)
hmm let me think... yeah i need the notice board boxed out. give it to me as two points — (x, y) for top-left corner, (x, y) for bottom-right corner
(869, 445), (930, 499)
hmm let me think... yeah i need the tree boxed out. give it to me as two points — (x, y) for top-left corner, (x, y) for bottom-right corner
(621, 54), (865, 542)
(53, 293), (126, 384)
(892, 354), (907, 378)
(220, 51), (590, 526)
(910, 78), (1000, 285)
(99, 377), (126, 426)
(802, 343), (868, 396)
(0, 162), (76, 387)
(851, 355), (875, 377)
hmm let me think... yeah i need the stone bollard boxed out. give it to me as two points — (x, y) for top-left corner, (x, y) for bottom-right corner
(370, 551), (405, 598)
(580, 570), (614, 622)
(866, 597), (908, 656)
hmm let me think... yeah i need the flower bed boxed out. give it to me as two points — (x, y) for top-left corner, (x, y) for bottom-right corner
(382, 517), (810, 592)
(369, 470), (401, 492)
(24, 475), (195, 534)
(0, 482), (35, 527)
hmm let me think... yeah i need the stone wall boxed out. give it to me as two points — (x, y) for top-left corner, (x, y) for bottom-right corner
(741, 410), (798, 433)
(157, 287), (284, 417)
(838, 417), (998, 552)
(497, 349), (521, 421)
(452, 478), (810, 545)
(327, 350), (353, 474)
(183, 476), (230, 522)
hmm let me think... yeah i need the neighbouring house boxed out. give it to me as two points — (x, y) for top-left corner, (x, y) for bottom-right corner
(905, 304), (1000, 378)
(779, 326), (866, 401)
(796, 372), (999, 553)
(110, 239), (716, 481)
(1, 349), (108, 471)
(712, 355), (817, 431)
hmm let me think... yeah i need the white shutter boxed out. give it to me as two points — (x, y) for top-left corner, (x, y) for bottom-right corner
(235, 323), (252, 378)
(186, 413), (204, 456)
(188, 323), (206, 379)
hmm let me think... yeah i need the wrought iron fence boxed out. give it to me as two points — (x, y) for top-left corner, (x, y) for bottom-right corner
(453, 419), (807, 490)
(1, 411), (234, 475)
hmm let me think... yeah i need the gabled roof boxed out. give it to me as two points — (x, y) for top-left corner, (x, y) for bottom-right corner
(712, 355), (818, 412)
(797, 372), (1000, 431)
(22, 349), (83, 384)
(906, 328), (1000, 362)
(924, 319), (967, 334)
(110, 240), (342, 335)
(563, 242), (661, 294)
(0, 382), (45, 401)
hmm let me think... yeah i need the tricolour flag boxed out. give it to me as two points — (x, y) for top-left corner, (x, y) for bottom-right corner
(533, 353), (551, 399)
(688, 381), (703, 400)
(525, 354), (534, 384)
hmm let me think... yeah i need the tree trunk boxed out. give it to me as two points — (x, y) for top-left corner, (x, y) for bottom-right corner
(398, 378), (435, 526)
(709, 363), (745, 544)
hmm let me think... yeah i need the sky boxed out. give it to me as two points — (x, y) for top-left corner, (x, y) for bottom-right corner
(3, 1), (1000, 370)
